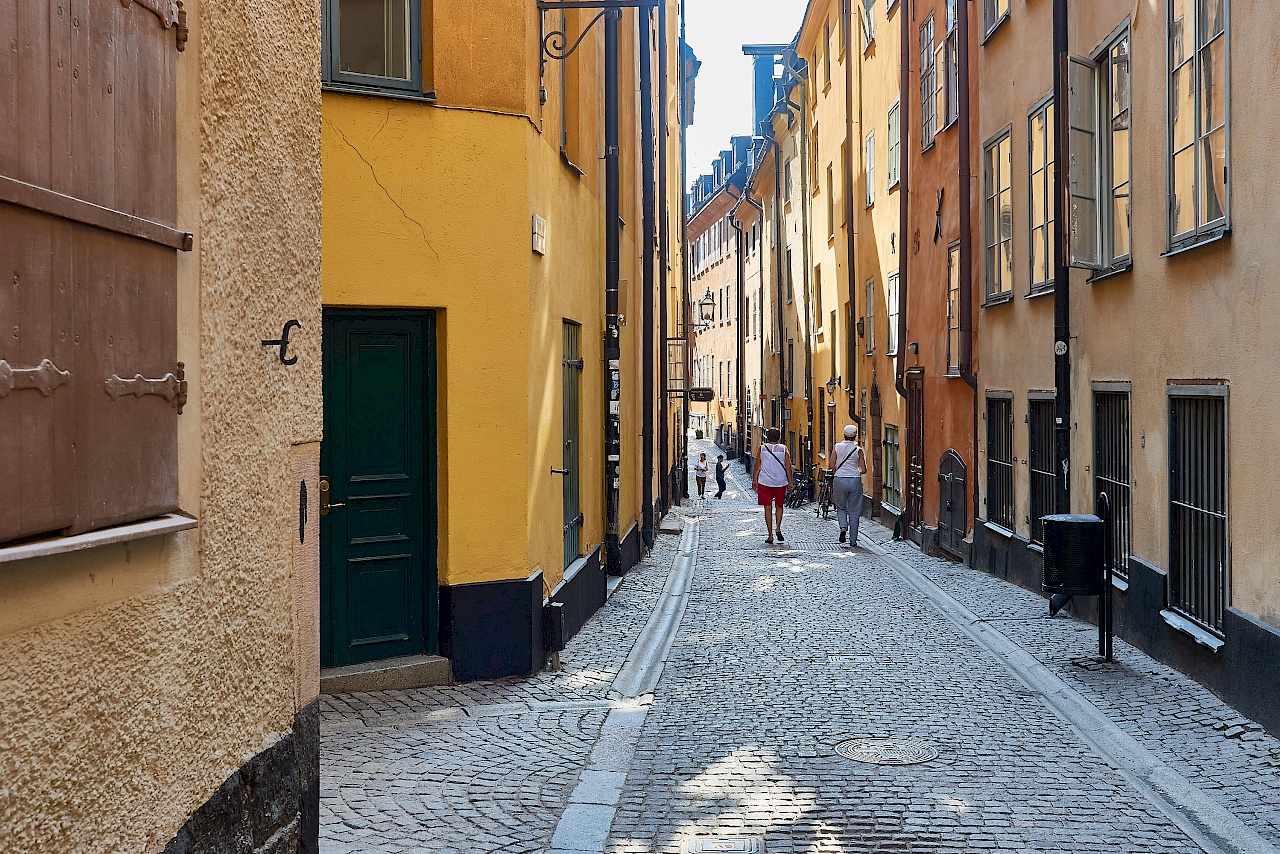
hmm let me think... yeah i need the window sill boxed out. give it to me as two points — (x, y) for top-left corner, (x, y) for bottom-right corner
(1111, 573), (1130, 592)
(1027, 541), (1044, 554)
(1025, 284), (1055, 300)
(921, 141), (936, 154)
(1161, 227), (1231, 259)
(1161, 609), (1225, 653)
(982, 292), (1014, 308)
(983, 520), (1015, 538)
(945, 369), (962, 378)
(0, 513), (197, 565)
(322, 81), (436, 104)
(981, 13), (1010, 45)
(1087, 261), (1133, 284)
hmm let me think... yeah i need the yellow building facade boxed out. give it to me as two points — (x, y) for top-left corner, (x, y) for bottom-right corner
(321, 0), (688, 682)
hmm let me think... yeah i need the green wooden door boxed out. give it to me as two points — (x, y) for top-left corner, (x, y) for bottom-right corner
(563, 322), (583, 567)
(321, 311), (437, 668)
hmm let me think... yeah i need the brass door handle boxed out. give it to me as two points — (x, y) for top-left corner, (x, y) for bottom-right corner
(551, 468), (569, 475)
(319, 477), (346, 515)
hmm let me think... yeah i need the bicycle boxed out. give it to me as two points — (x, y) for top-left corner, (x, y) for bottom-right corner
(786, 470), (813, 509)
(815, 470), (834, 519)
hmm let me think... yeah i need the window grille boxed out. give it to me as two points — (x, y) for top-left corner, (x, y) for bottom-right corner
(1093, 391), (1132, 578)
(1028, 398), (1056, 543)
(1168, 393), (1228, 633)
(986, 397), (1014, 529)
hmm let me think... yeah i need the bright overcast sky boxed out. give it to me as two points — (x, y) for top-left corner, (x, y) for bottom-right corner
(684, 0), (809, 187)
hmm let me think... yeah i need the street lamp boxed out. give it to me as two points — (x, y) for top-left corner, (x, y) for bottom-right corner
(697, 288), (716, 328)
(825, 375), (842, 395)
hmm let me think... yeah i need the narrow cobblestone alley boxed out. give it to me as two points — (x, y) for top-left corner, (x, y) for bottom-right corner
(320, 440), (1280, 854)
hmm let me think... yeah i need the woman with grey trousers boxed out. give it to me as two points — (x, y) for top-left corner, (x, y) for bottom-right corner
(829, 424), (868, 547)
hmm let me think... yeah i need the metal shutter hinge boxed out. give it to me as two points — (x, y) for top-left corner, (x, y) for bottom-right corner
(105, 361), (189, 414)
(0, 358), (71, 398)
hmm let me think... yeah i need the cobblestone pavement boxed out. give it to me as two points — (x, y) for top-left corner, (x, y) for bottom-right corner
(321, 437), (1280, 853)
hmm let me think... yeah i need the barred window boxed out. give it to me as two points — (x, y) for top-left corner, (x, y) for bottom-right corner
(1168, 390), (1228, 634)
(1094, 390), (1132, 578)
(1028, 397), (1057, 543)
(986, 397), (1014, 529)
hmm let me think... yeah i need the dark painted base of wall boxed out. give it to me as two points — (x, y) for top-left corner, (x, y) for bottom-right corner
(164, 699), (319, 854)
(618, 522), (641, 577)
(973, 521), (1280, 737)
(547, 544), (607, 653)
(439, 570), (544, 682)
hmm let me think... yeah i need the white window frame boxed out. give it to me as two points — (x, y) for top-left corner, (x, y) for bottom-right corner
(1027, 93), (1055, 294)
(887, 100), (901, 189)
(1166, 1), (1229, 249)
(863, 0), (876, 50)
(946, 242), (960, 374)
(983, 126), (1014, 301)
(883, 425), (902, 511)
(886, 270), (899, 356)
(864, 276), (875, 355)
(865, 131), (876, 207)
(943, 0), (960, 128)
(920, 14), (937, 149)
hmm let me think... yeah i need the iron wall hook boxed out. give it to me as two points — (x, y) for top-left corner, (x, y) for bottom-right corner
(262, 319), (301, 365)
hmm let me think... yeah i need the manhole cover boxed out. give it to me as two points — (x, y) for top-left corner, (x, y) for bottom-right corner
(679, 839), (765, 854)
(834, 737), (938, 765)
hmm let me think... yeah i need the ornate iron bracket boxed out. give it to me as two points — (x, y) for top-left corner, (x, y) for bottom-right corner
(262, 319), (301, 365)
(0, 358), (71, 398)
(105, 362), (188, 414)
(537, 0), (658, 70)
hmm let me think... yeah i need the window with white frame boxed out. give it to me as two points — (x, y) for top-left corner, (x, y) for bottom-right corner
(827, 164), (836, 235)
(984, 128), (1013, 299)
(944, 0), (959, 127)
(920, 15), (937, 148)
(946, 243), (960, 373)
(864, 276), (875, 354)
(863, 0), (875, 48)
(883, 425), (902, 510)
(823, 20), (832, 87)
(885, 270), (899, 355)
(1028, 96), (1055, 293)
(1168, 0), (1228, 245)
(984, 0), (1009, 37)
(887, 100), (900, 189)
(865, 131), (876, 207)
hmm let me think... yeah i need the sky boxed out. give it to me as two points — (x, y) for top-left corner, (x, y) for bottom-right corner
(684, 0), (809, 188)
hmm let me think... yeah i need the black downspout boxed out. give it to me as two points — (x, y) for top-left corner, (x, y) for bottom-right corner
(603, 9), (622, 573)
(958, 0), (980, 537)
(773, 135), (786, 426)
(741, 190), (766, 446)
(657, 0), (671, 514)
(730, 191), (746, 466)
(679, 14), (691, 500)
(1052, 0), (1072, 514)
(843, 0), (859, 427)
(640, 7), (656, 549)
(895, 0), (909, 401)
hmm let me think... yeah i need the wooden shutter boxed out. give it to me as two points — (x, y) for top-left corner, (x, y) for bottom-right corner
(0, 0), (188, 544)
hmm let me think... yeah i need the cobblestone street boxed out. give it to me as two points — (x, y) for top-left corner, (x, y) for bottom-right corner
(321, 439), (1280, 854)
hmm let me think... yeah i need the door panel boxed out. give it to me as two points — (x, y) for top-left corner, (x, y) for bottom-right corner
(322, 312), (436, 667)
(563, 322), (583, 567)
(906, 373), (925, 535)
(938, 450), (966, 557)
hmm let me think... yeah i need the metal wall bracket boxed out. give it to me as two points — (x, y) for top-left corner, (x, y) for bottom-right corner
(262, 319), (301, 365)
(0, 358), (71, 398)
(105, 361), (188, 414)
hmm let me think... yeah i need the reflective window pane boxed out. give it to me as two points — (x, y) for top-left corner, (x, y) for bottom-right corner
(339, 0), (412, 80)
(1201, 36), (1227, 132)
(1201, 127), (1227, 224)
(1172, 147), (1196, 236)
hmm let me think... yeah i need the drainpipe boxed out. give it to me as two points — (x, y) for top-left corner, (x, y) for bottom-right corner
(843, 0), (860, 426)
(679, 14), (691, 500)
(640, 5), (656, 549)
(740, 189), (766, 447)
(1052, 0), (1072, 514)
(603, 9), (622, 574)
(657, 0), (670, 515)
(957, 0), (980, 536)
(730, 186), (747, 467)
(772, 133), (787, 425)
(894, 0), (909, 401)
(780, 61), (814, 478)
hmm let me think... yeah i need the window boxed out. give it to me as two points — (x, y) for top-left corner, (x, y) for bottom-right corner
(824, 20), (833, 87)
(887, 101), (901, 189)
(920, 15), (937, 148)
(863, 0), (876, 48)
(1094, 389), (1132, 579)
(1168, 0), (1228, 246)
(944, 0), (959, 127)
(784, 157), (793, 202)
(885, 271), (899, 355)
(946, 243), (961, 374)
(830, 310), (838, 375)
(839, 0), (849, 55)
(864, 277), (875, 354)
(787, 339), (795, 396)
(1168, 390), (1228, 634)
(865, 132), (876, 207)
(1103, 33), (1132, 261)
(1028, 96), (1056, 293)
(1028, 397), (1056, 543)
(786, 248), (795, 302)
(986, 397), (1014, 529)
(883, 425), (902, 510)
(984, 0), (1009, 37)
(984, 128), (1014, 299)
(814, 266), (824, 329)
(324, 0), (423, 93)
(827, 164), (836, 236)
(819, 389), (827, 450)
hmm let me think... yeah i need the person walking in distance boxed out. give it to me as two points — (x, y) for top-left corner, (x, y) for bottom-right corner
(752, 428), (791, 544)
(714, 454), (728, 499)
(694, 452), (709, 498)
(829, 424), (868, 548)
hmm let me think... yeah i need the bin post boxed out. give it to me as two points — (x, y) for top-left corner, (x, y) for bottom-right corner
(1098, 492), (1114, 661)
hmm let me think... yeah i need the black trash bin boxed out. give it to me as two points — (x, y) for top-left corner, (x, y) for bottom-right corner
(1041, 514), (1106, 596)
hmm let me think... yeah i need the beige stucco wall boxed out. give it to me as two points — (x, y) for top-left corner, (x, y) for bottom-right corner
(0, 0), (323, 849)
(977, 0), (1280, 629)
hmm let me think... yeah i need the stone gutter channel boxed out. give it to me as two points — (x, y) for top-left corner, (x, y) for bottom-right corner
(862, 537), (1278, 854)
(546, 519), (700, 854)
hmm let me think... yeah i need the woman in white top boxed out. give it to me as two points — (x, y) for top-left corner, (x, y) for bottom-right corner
(829, 424), (868, 547)
(751, 427), (792, 544)
(693, 453), (709, 497)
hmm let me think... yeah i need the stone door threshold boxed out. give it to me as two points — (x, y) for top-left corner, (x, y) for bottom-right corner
(321, 654), (451, 694)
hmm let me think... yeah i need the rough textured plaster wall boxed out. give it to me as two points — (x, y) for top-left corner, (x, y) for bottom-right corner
(0, 0), (322, 849)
